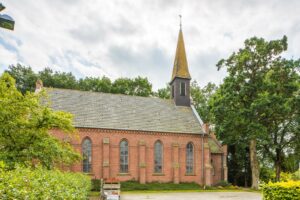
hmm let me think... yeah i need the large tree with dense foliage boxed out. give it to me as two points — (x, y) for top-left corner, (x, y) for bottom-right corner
(78, 76), (112, 93)
(0, 73), (80, 169)
(191, 81), (217, 123)
(6, 65), (153, 97)
(111, 76), (153, 97)
(210, 36), (299, 188)
(38, 67), (78, 90)
(6, 64), (38, 93)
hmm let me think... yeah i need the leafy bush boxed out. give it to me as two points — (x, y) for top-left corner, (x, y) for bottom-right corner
(260, 167), (276, 182)
(291, 171), (300, 181)
(214, 180), (232, 187)
(91, 179), (101, 191)
(0, 165), (91, 200)
(261, 181), (300, 200)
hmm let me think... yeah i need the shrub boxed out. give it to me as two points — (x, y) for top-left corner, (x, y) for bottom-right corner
(214, 180), (232, 187)
(280, 172), (293, 182)
(261, 181), (300, 200)
(0, 165), (91, 200)
(292, 171), (300, 181)
(91, 179), (101, 191)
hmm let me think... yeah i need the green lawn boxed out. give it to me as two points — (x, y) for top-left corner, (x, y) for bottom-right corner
(89, 181), (259, 197)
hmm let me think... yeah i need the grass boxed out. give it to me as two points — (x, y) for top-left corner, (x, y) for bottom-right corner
(89, 191), (100, 196)
(89, 180), (261, 196)
(121, 181), (201, 191)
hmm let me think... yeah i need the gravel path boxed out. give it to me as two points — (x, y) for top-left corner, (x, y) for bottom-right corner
(121, 192), (262, 200)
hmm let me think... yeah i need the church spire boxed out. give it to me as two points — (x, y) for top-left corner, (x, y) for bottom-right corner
(171, 18), (191, 82)
(170, 16), (191, 107)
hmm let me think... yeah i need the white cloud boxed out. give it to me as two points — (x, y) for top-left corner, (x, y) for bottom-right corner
(0, 0), (299, 90)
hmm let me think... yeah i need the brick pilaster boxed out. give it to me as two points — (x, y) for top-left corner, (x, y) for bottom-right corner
(204, 142), (212, 186)
(138, 140), (146, 184)
(102, 138), (110, 179)
(172, 143), (180, 184)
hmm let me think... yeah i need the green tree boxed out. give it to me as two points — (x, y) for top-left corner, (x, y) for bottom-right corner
(155, 84), (171, 99)
(78, 76), (112, 92)
(112, 76), (152, 97)
(0, 73), (80, 169)
(38, 67), (77, 89)
(258, 58), (300, 181)
(5, 64), (38, 93)
(211, 36), (299, 187)
(191, 81), (217, 123)
(130, 76), (153, 97)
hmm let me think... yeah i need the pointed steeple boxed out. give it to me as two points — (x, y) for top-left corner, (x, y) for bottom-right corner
(171, 26), (191, 82)
(169, 17), (192, 107)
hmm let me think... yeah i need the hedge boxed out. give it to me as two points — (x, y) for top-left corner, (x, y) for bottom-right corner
(0, 165), (91, 200)
(261, 180), (300, 200)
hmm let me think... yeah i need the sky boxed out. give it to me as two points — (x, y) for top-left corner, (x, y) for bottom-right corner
(0, 0), (299, 90)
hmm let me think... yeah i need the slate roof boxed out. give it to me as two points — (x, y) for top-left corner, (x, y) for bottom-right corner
(47, 88), (204, 134)
(208, 138), (223, 153)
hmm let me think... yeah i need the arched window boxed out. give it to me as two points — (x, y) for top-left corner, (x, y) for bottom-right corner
(154, 140), (163, 173)
(120, 140), (129, 173)
(186, 142), (194, 174)
(82, 138), (92, 173)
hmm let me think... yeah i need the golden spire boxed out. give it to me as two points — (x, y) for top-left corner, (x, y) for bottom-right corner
(171, 16), (191, 82)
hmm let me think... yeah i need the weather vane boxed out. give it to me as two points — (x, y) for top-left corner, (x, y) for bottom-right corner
(179, 14), (182, 29)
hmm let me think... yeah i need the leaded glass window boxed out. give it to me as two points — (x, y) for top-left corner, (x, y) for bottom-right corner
(186, 142), (194, 174)
(154, 140), (163, 173)
(82, 138), (92, 173)
(120, 140), (129, 173)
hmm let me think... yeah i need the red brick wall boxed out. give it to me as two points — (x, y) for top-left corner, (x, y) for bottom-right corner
(51, 128), (223, 185)
(211, 153), (223, 185)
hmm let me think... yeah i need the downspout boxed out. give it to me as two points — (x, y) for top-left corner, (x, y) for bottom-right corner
(191, 105), (205, 186)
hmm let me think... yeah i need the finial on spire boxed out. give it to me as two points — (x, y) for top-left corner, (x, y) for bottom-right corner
(179, 14), (182, 29)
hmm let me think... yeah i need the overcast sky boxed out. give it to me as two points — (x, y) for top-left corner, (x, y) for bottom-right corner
(0, 0), (299, 90)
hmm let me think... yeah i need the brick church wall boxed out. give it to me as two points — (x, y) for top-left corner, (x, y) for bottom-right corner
(211, 153), (223, 185)
(51, 128), (216, 185)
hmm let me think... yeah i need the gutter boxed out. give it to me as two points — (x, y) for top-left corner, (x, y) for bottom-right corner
(191, 105), (205, 186)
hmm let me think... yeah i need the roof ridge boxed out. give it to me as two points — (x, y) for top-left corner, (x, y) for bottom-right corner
(44, 87), (172, 102)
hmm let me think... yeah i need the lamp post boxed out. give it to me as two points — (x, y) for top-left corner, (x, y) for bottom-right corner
(0, 3), (14, 31)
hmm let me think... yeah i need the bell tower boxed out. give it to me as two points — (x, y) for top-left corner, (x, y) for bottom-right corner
(170, 18), (191, 107)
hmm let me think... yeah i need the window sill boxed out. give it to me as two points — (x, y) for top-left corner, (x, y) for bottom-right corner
(185, 173), (196, 176)
(83, 172), (94, 176)
(152, 173), (165, 176)
(118, 173), (131, 176)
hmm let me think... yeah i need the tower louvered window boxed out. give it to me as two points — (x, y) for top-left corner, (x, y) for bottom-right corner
(180, 82), (186, 96)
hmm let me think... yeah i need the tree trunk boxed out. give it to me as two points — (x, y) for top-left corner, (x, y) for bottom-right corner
(275, 148), (281, 182)
(250, 139), (259, 189)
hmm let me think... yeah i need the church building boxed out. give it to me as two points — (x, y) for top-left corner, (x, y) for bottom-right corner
(44, 27), (228, 186)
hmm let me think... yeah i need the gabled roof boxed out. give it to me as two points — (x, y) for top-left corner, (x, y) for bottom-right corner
(171, 29), (191, 82)
(208, 137), (223, 153)
(47, 88), (204, 134)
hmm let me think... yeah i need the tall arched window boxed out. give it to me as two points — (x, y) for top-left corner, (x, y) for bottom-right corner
(154, 140), (163, 173)
(82, 138), (92, 173)
(120, 140), (129, 173)
(186, 142), (194, 174)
